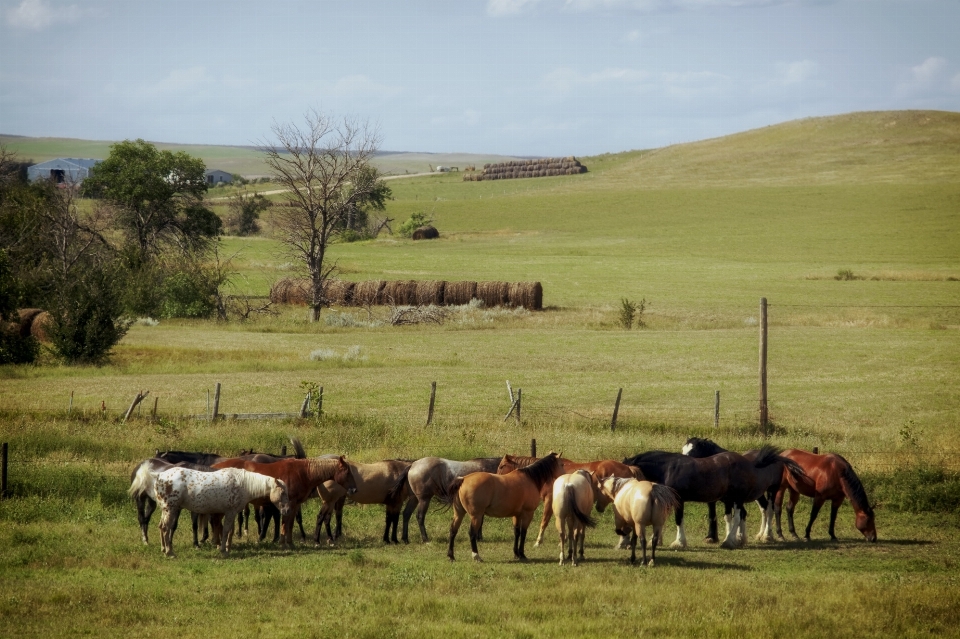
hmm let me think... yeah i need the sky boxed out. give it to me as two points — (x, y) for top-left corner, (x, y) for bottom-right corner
(0, 0), (958, 156)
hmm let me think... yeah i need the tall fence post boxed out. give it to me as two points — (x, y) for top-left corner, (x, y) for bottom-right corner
(317, 386), (323, 418)
(213, 382), (222, 421)
(813, 447), (819, 455)
(759, 297), (768, 431)
(611, 388), (622, 431)
(1, 442), (7, 500)
(426, 382), (437, 426)
(152, 396), (158, 420)
(281, 445), (287, 456)
(531, 439), (537, 457)
(68, 391), (73, 415)
(715, 390), (720, 429)
(516, 389), (521, 424)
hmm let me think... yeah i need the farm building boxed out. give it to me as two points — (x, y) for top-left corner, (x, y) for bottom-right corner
(204, 169), (232, 185)
(27, 158), (101, 183)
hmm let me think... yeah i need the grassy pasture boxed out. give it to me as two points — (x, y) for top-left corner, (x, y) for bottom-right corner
(1, 111), (959, 637)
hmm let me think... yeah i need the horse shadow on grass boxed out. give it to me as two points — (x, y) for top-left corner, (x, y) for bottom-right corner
(748, 537), (931, 551)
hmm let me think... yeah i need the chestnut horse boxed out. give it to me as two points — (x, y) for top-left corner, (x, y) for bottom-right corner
(212, 457), (355, 549)
(447, 453), (564, 562)
(496, 454), (642, 548)
(775, 449), (877, 542)
(552, 470), (599, 566)
(596, 477), (680, 566)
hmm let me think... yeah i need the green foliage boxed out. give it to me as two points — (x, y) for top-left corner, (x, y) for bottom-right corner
(224, 190), (268, 236)
(836, 268), (858, 281)
(0, 249), (38, 363)
(160, 271), (217, 319)
(867, 466), (960, 514)
(618, 297), (646, 329)
(398, 211), (431, 238)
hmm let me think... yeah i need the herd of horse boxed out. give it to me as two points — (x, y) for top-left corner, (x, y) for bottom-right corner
(129, 437), (877, 564)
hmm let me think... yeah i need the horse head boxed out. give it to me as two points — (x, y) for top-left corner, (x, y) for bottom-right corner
(681, 437), (724, 457)
(271, 478), (292, 519)
(596, 476), (618, 512)
(335, 456), (357, 495)
(856, 509), (877, 542)
(497, 454), (518, 474)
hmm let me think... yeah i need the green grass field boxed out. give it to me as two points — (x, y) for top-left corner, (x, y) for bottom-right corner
(1, 110), (959, 637)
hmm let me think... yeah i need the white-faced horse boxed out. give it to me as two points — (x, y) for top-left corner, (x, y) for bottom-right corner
(597, 477), (680, 566)
(155, 467), (291, 557)
(552, 470), (599, 566)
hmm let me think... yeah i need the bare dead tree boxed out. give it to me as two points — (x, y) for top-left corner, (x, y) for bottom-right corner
(261, 110), (382, 322)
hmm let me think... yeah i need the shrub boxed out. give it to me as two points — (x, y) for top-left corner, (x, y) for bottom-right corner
(619, 297), (647, 329)
(836, 269), (858, 281)
(160, 271), (217, 318)
(224, 190), (268, 236)
(46, 263), (130, 364)
(398, 212), (432, 238)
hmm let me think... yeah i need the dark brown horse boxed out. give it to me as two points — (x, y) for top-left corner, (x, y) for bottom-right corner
(212, 457), (355, 549)
(496, 454), (642, 548)
(446, 453), (564, 562)
(775, 449), (877, 542)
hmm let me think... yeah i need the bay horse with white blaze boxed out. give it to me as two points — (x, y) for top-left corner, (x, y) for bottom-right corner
(447, 452), (564, 562)
(775, 448), (877, 542)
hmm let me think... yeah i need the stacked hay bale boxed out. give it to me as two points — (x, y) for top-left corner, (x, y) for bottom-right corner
(415, 281), (446, 306)
(442, 281), (477, 306)
(476, 281), (510, 308)
(269, 278), (312, 305)
(507, 282), (543, 311)
(323, 280), (355, 306)
(353, 279), (386, 306)
(463, 157), (587, 181)
(30, 311), (52, 342)
(382, 280), (418, 306)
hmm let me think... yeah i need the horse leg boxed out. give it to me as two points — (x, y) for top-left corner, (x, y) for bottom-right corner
(670, 502), (687, 549)
(468, 516), (485, 562)
(415, 498), (431, 543)
(578, 521), (586, 560)
(512, 518), (522, 559)
(774, 487), (786, 540)
(401, 495), (418, 544)
(558, 519), (566, 566)
(220, 512), (236, 555)
(651, 523), (662, 566)
(518, 525), (529, 561)
(804, 497), (826, 541)
(137, 495), (156, 544)
(297, 507), (306, 542)
(534, 492), (553, 547)
(721, 502), (741, 549)
(786, 488), (802, 540)
(629, 530), (638, 564)
(571, 524), (582, 567)
(333, 496), (346, 540)
(382, 508), (392, 544)
(737, 503), (748, 546)
(639, 523), (650, 566)
(704, 501), (718, 543)
(828, 497), (843, 541)
(447, 502), (466, 561)
(160, 506), (179, 558)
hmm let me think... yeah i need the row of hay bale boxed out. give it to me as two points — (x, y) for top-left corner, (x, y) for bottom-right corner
(462, 157), (587, 181)
(270, 278), (543, 310)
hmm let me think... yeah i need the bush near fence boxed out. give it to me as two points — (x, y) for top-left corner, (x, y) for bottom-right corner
(270, 278), (542, 310)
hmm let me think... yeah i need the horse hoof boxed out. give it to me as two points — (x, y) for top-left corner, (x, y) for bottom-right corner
(471, 553), (483, 563)
(703, 537), (718, 544)
(669, 541), (686, 550)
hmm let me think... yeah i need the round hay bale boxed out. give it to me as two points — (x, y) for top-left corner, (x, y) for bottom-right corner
(476, 281), (510, 308)
(31, 311), (52, 342)
(353, 280), (385, 306)
(382, 280), (418, 306)
(323, 280), (355, 306)
(270, 278), (311, 305)
(412, 225), (440, 240)
(415, 280), (446, 306)
(442, 281), (477, 306)
(507, 282), (543, 310)
(15, 308), (44, 338)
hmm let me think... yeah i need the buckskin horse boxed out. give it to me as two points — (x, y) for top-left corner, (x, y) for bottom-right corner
(552, 470), (599, 566)
(446, 452), (564, 562)
(775, 448), (877, 542)
(315, 458), (412, 545)
(596, 477), (680, 566)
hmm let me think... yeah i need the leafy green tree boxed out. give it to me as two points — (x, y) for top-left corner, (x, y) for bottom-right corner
(398, 211), (432, 238)
(225, 190), (269, 236)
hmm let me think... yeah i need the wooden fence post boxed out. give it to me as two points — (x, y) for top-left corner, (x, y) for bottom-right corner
(317, 386), (323, 417)
(299, 393), (310, 418)
(123, 390), (149, 423)
(152, 396), (158, 420)
(212, 382), (222, 421)
(813, 447), (819, 455)
(611, 388), (622, 431)
(516, 389), (521, 424)
(426, 381), (437, 426)
(715, 390), (720, 429)
(68, 391), (73, 415)
(759, 297), (768, 431)
(506, 380), (514, 404)
(531, 439), (537, 457)
(281, 445), (287, 456)
(1, 442), (7, 500)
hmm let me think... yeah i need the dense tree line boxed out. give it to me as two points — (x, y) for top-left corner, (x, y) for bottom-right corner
(0, 140), (224, 364)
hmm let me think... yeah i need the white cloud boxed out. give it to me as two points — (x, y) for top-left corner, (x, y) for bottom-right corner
(489, 0), (812, 15)
(329, 75), (401, 99)
(624, 29), (641, 42)
(777, 60), (818, 85)
(895, 56), (954, 98)
(487, 0), (542, 16)
(542, 67), (649, 93)
(6, 0), (80, 30)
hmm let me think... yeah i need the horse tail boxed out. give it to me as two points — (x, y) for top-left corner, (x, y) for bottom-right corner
(438, 476), (465, 508)
(837, 457), (874, 516)
(629, 466), (646, 481)
(290, 437), (307, 459)
(781, 456), (808, 484)
(649, 483), (681, 520)
(387, 465), (411, 504)
(128, 460), (153, 499)
(564, 484), (596, 528)
(752, 444), (782, 468)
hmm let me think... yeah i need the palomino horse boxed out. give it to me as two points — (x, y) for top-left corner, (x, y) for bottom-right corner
(496, 454), (641, 548)
(128, 458), (215, 546)
(447, 452), (564, 562)
(775, 449), (877, 542)
(315, 459), (412, 545)
(212, 457), (355, 549)
(596, 477), (680, 566)
(682, 437), (807, 543)
(552, 470), (599, 566)
(399, 456), (503, 543)
(622, 447), (797, 549)
(155, 467), (291, 557)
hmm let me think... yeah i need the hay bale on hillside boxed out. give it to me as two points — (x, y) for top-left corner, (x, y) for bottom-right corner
(443, 281), (477, 306)
(476, 281), (510, 308)
(353, 280), (385, 306)
(31, 311), (52, 342)
(15, 308), (44, 338)
(507, 282), (543, 311)
(323, 280), (355, 306)
(412, 226), (439, 240)
(415, 281), (446, 306)
(270, 278), (311, 305)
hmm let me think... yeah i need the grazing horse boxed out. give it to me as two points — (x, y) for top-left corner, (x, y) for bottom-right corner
(496, 454), (641, 548)
(552, 470), (599, 566)
(775, 449), (877, 542)
(155, 467), (291, 557)
(315, 459), (412, 545)
(128, 458), (215, 546)
(212, 457), (355, 549)
(622, 447), (795, 549)
(446, 452), (564, 562)
(596, 477), (680, 566)
(682, 437), (807, 543)
(399, 456), (503, 543)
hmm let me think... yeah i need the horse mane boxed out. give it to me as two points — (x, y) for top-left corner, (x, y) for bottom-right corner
(686, 438), (727, 456)
(837, 456), (874, 516)
(517, 453), (561, 490)
(610, 477), (633, 495)
(505, 455), (537, 469)
(752, 444), (783, 468)
(238, 468), (277, 496)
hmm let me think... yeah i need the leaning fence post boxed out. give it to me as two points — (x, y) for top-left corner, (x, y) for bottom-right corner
(299, 392), (311, 418)
(123, 390), (149, 424)
(715, 390), (720, 429)
(68, 391), (74, 415)
(1, 442), (7, 500)
(212, 382), (222, 420)
(506, 380), (514, 404)
(611, 388), (622, 431)
(426, 381), (437, 426)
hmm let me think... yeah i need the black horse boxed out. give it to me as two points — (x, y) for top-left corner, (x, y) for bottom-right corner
(622, 446), (798, 549)
(681, 437), (807, 543)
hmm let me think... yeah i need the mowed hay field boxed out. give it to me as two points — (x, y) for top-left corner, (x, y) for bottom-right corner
(2, 111), (960, 638)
